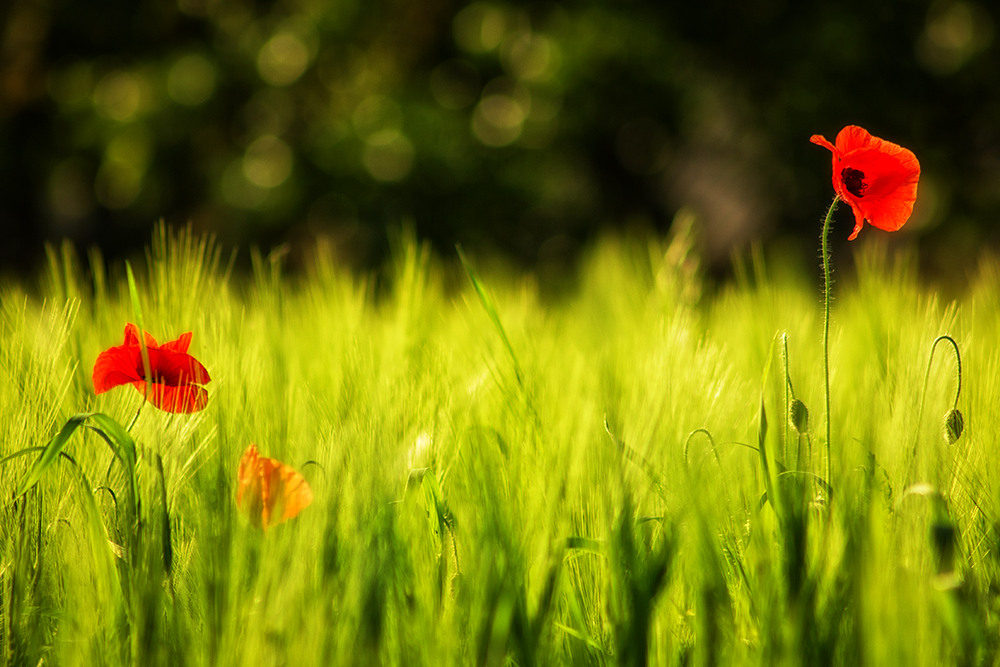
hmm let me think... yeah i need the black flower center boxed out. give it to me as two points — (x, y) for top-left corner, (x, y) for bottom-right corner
(841, 168), (867, 197)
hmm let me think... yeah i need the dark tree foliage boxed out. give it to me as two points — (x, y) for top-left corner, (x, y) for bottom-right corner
(1, 0), (997, 276)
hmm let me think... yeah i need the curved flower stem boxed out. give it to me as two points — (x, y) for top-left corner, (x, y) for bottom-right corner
(820, 195), (840, 489)
(935, 335), (963, 409)
(908, 335), (963, 481)
(683, 428), (721, 468)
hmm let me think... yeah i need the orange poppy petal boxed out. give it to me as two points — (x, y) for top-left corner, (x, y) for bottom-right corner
(237, 444), (259, 507)
(236, 443), (312, 531)
(275, 465), (314, 522)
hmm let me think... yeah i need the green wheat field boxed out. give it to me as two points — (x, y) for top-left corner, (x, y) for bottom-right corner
(3, 223), (1000, 666)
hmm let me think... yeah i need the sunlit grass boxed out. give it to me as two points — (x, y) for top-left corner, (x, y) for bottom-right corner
(2, 223), (999, 665)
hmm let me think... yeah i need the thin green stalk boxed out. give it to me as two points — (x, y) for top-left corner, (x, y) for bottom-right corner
(125, 262), (151, 433)
(820, 195), (840, 488)
(781, 332), (789, 466)
(126, 402), (145, 432)
(908, 335), (963, 482)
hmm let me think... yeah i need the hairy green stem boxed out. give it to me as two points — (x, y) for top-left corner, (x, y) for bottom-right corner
(820, 196), (840, 488)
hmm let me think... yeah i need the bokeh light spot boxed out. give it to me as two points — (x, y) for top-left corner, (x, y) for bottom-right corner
(243, 135), (293, 188)
(258, 31), (311, 86)
(453, 3), (508, 53)
(106, 127), (152, 171)
(167, 54), (217, 106)
(352, 95), (403, 140)
(480, 94), (526, 129)
(92, 126), (152, 210)
(473, 97), (525, 146)
(363, 132), (414, 182)
(93, 70), (147, 121)
(472, 79), (530, 147)
(502, 33), (558, 81)
(917, 1), (994, 74)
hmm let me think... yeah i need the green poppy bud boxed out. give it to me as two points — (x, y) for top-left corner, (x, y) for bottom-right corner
(790, 399), (809, 434)
(943, 408), (964, 444)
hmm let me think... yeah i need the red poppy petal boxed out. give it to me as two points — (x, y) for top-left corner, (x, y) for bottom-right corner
(844, 151), (919, 199)
(809, 134), (837, 154)
(123, 323), (159, 349)
(93, 344), (142, 393)
(145, 348), (211, 386)
(856, 188), (918, 233)
(841, 147), (919, 234)
(96, 325), (210, 411)
(846, 139), (915, 168)
(813, 126), (920, 239)
(810, 134), (847, 200)
(160, 332), (193, 354)
(844, 201), (866, 241)
(123, 324), (140, 346)
(134, 381), (209, 413)
(834, 125), (875, 154)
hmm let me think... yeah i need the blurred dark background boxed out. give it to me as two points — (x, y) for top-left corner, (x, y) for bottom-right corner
(1, 0), (997, 280)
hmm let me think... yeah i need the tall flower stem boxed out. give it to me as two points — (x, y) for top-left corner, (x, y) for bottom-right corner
(820, 195), (841, 489)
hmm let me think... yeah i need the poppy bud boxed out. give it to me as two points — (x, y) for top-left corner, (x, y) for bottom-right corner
(790, 399), (809, 434)
(943, 408), (964, 444)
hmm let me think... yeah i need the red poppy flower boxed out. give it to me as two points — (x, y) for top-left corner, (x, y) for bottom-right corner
(93, 323), (211, 413)
(237, 443), (313, 531)
(810, 125), (920, 240)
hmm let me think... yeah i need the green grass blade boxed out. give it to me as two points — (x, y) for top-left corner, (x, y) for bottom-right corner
(125, 261), (153, 406)
(757, 338), (781, 518)
(456, 245), (525, 388)
(155, 454), (173, 576)
(86, 414), (140, 525)
(59, 451), (127, 619)
(11, 412), (138, 529)
(13, 412), (93, 497)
